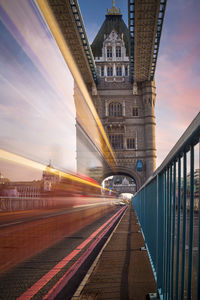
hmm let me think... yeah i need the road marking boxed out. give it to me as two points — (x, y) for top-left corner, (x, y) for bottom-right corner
(72, 205), (126, 299)
(0, 205), (104, 227)
(17, 207), (125, 300)
(0, 221), (21, 228)
(43, 206), (127, 300)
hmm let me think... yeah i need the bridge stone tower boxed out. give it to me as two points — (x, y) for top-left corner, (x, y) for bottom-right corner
(91, 2), (156, 189)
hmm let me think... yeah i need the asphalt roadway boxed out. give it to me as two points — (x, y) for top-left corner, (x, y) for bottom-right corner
(0, 203), (124, 300)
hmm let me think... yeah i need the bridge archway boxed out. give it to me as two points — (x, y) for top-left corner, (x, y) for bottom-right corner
(101, 167), (142, 192)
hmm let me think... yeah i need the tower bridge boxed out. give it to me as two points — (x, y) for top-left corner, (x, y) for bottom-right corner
(42, 0), (167, 191)
(1, 1), (199, 299)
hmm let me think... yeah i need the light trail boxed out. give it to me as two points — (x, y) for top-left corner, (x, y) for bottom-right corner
(0, 149), (108, 190)
(17, 206), (126, 300)
(35, 0), (116, 167)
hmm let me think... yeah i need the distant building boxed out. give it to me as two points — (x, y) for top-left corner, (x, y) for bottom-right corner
(1, 181), (41, 198)
(194, 168), (199, 196)
(42, 163), (61, 192)
(104, 177), (114, 189)
(0, 163), (61, 198)
(104, 174), (136, 194)
(0, 172), (9, 184)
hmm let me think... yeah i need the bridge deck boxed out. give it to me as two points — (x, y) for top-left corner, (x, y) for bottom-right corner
(74, 206), (156, 300)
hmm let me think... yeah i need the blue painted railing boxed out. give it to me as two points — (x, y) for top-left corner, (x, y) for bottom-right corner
(133, 113), (200, 299)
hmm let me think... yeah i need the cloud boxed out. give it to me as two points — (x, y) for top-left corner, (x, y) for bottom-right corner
(155, 0), (200, 166)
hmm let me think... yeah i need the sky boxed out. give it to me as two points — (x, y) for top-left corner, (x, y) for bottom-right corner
(0, 0), (77, 179)
(0, 0), (112, 181)
(0, 0), (199, 181)
(79, 0), (200, 167)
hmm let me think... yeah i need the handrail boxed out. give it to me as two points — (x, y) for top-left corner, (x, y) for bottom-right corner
(137, 112), (200, 193)
(156, 112), (200, 174)
(132, 112), (200, 299)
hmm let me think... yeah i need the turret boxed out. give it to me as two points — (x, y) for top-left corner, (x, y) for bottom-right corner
(142, 80), (156, 177)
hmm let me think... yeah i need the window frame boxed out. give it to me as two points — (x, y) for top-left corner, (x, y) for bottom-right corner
(125, 66), (128, 76)
(107, 46), (112, 58)
(108, 102), (122, 117)
(132, 107), (139, 117)
(109, 134), (124, 150)
(116, 46), (121, 58)
(116, 66), (122, 76)
(101, 66), (104, 76)
(127, 138), (135, 149)
(107, 66), (113, 76)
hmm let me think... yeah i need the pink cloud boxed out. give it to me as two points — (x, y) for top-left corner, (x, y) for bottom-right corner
(155, 4), (200, 167)
(157, 48), (200, 117)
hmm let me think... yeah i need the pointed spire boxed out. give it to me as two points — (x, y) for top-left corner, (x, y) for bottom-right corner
(107, 0), (121, 15)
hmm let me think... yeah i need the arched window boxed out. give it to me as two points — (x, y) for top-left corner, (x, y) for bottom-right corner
(107, 46), (112, 58)
(116, 46), (121, 57)
(116, 66), (122, 76)
(107, 66), (113, 76)
(109, 102), (122, 117)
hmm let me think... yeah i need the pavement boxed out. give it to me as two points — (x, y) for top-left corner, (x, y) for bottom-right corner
(75, 205), (157, 300)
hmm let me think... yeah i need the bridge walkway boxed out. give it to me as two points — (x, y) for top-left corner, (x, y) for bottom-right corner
(74, 206), (156, 300)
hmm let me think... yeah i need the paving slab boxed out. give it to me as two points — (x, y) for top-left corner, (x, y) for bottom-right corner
(78, 205), (157, 300)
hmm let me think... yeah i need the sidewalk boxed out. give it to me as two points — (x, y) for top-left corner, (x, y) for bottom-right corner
(75, 205), (156, 299)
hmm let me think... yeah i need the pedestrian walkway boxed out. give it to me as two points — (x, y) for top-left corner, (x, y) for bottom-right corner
(74, 205), (157, 300)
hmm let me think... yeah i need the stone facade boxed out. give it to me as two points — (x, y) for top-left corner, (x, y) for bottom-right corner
(91, 11), (156, 189)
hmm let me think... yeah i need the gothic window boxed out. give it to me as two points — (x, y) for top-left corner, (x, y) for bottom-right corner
(132, 107), (139, 116)
(101, 66), (104, 76)
(109, 102), (122, 117)
(109, 135), (124, 149)
(116, 46), (121, 57)
(127, 138), (135, 149)
(116, 66), (122, 76)
(107, 46), (112, 58)
(107, 66), (113, 76)
(125, 66), (128, 76)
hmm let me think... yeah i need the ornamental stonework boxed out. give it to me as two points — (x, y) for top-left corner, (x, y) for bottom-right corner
(91, 4), (156, 189)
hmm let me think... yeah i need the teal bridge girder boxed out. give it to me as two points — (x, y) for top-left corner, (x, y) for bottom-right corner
(69, 0), (98, 84)
(50, 0), (167, 87)
(49, 0), (167, 87)
(68, 0), (167, 85)
(128, 0), (167, 83)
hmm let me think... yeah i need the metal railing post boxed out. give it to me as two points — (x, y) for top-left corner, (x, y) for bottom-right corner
(143, 187), (146, 236)
(171, 160), (176, 299)
(175, 156), (181, 299)
(132, 114), (200, 299)
(197, 139), (200, 300)
(168, 165), (173, 299)
(187, 144), (194, 299)
(163, 170), (168, 300)
(166, 167), (170, 300)
(181, 151), (187, 299)
(157, 172), (164, 293)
